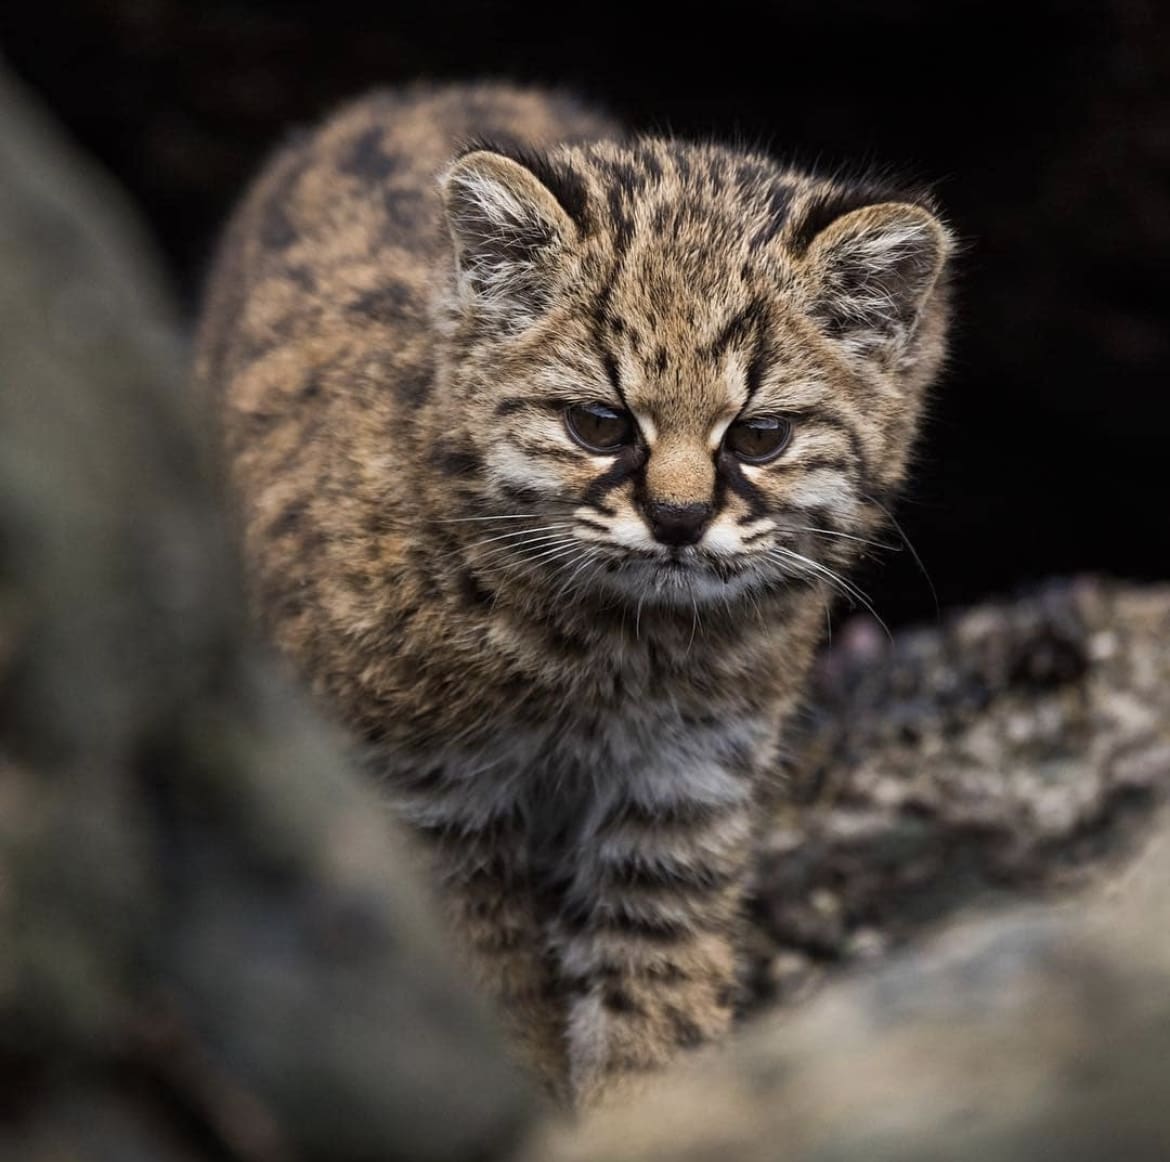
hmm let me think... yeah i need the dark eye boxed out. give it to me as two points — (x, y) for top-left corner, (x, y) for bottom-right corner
(564, 403), (636, 454)
(724, 415), (793, 464)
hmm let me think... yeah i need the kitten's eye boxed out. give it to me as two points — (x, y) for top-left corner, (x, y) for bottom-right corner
(564, 403), (636, 454)
(724, 415), (793, 464)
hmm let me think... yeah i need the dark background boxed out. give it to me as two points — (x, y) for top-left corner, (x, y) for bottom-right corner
(2, 0), (1166, 627)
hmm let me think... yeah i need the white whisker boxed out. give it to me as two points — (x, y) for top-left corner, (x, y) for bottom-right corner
(767, 545), (892, 642)
(504, 540), (584, 581)
(554, 546), (602, 603)
(436, 512), (575, 523)
(467, 530), (578, 561)
(863, 494), (939, 618)
(465, 538), (580, 574)
(463, 522), (575, 547)
(440, 523), (575, 561)
(784, 525), (898, 551)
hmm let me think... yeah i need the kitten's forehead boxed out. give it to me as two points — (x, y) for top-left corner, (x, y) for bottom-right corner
(574, 150), (791, 428)
(600, 245), (773, 431)
(609, 315), (753, 434)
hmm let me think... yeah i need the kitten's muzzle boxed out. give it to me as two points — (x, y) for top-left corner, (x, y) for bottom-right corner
(645, 500), (712, 547)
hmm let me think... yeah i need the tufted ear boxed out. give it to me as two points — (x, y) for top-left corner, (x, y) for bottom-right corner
(802, 202), (951, 361)
(440, 150), (578, 325)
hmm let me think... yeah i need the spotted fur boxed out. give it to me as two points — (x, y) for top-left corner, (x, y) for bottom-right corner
(194, 82), (953, 1106)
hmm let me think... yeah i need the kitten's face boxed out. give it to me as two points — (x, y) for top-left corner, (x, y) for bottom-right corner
(438, 144), (951, 612)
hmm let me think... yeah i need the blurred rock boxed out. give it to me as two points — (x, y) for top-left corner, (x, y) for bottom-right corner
(533, 823), (1170, 1161)
(746, 579), (1170, 1008)
(0, 60), (531, 1162)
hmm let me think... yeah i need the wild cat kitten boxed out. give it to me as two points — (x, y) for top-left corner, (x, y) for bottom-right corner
(195, 83), (952, 1105)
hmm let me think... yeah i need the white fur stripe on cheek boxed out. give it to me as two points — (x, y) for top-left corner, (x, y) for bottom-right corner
(485, 444), (565, 490)
(783, 467), (856, 511)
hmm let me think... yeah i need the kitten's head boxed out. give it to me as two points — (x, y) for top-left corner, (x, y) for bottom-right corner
(433, 139), (953, 612)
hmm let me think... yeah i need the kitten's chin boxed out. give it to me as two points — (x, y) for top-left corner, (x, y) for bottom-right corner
(580, 553), (769, 610)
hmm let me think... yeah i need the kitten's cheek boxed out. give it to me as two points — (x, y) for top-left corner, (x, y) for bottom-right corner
(782, 468), (856, 513)
(483, 444), (567, 493)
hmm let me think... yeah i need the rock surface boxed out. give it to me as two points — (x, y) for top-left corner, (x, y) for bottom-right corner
(533, 824), (1170, 1161)
(0, 61), (531, 1162)
(746, 580), (1170, 1010)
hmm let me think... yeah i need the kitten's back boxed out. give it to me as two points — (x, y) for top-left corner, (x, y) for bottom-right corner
(197, 84), (615, 399)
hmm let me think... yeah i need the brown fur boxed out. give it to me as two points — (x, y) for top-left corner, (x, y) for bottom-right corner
(194, 82), (953, 1106)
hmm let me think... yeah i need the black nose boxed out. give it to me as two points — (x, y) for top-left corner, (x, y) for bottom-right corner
(645, 501), (712, 547)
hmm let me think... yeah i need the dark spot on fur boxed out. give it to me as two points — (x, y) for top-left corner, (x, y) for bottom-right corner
(750, 181), (796, 249)
(596, 909), (691, 942)
(396, 365), (433, 406)
(267, 503), (305, 539)
(561, 973), (594, 997)
(285, 263), (317, 291)
(603, 987), (644, 1015)
(670, 1012), (706, 1049)
(456, 568), (496, 610)
(242, 409), (281, 432)
(634, 143), (664, 183)
(708, 299), (766, 360)
(258, 151), (311, 250)
(606, 858), (736, 893)
(744, 326), (774, 401)
(607, 794), (722, 832)
(500, 483), (543, 506)
(604, 157), (647, 198)
(384, 190), (427, 235)
(339, 126), (399, 181)
(348, 281), (414, 321)
(272, 592), (305, 621)
(435, 442), (482, 477)
(716, 983), (739, 1011)
(607, 183), (633, 254)
(495, 397), (535, 416)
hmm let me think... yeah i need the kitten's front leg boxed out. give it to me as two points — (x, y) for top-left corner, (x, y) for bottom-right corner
(407, 814), (570, 1100)
(555, 786), (754, 1107)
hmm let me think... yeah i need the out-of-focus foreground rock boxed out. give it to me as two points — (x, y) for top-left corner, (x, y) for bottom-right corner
(2, 54), (1169, 1162)
(0, 60), (531, 1162)
(745, 580), (1170, 1009)
(534, 827), (1170, 1162)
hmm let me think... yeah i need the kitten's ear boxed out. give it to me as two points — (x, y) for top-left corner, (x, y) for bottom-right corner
(802, 202), (952, 361)
(441, 150), (577, 323)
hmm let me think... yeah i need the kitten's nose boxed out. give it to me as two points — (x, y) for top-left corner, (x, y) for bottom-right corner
(645, 501), (712, 547)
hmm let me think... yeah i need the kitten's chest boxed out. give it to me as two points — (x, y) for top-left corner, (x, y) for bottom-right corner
(386, 695), (776, 837)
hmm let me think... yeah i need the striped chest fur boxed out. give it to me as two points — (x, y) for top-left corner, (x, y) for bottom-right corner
(195, 82), (953, 1105)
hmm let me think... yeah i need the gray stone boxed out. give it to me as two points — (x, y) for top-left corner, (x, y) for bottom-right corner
(0, 58), (532, 1162)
